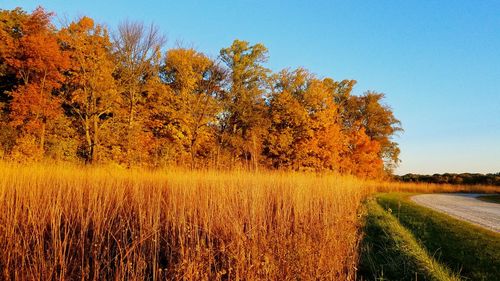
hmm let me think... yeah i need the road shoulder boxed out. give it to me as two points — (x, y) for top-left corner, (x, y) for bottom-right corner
(411, 193), (500, 233)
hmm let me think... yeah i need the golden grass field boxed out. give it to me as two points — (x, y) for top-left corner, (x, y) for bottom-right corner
(0, 163), (497, 280)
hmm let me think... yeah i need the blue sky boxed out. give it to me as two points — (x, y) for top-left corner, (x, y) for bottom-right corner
(2, 0), (499, 174)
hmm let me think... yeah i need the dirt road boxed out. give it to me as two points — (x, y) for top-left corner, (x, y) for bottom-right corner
(411, 193), (500, 233)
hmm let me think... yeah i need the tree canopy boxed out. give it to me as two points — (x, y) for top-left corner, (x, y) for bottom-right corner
(0, 7), (403, 178)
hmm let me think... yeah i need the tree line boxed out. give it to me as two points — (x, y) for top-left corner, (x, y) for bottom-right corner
(0, 7), (402, 178)
(396, 173), (500, 186)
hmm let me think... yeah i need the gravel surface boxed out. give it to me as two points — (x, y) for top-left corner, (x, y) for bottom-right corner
(411, 193), (500, 233)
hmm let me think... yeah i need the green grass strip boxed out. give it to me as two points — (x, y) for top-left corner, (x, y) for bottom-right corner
(359, 198), (460, 281)
(477, 194), (500, 204)
(376, 193), (500, 281)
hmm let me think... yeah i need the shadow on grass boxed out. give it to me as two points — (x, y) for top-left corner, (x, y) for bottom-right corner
(375, 193), (500, 281)
(477, 194), (500, 204)
(357, 198), (458, 281)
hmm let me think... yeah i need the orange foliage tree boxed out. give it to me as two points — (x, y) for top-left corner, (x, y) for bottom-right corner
(340, 126), (384, 178)
(341, 91), (403, 173)
(0, 7), (70, 160)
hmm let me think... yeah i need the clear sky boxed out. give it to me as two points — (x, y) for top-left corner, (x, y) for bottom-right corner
(2, 0), (499, 175)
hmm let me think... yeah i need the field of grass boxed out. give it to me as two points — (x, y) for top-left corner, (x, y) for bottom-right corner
(375, 181), (499, 194)
(0, 162), (498, 280)
(374, 193), (500, 281)
(0, 163), (372, 280)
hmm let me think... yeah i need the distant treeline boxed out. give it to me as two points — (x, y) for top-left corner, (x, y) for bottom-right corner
(0, 7), (402, 178)
(396, 173), (500, 186)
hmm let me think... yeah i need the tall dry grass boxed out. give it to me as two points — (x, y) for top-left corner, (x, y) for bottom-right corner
(374, 180), (499, 194)
(0, 163), (371, 280)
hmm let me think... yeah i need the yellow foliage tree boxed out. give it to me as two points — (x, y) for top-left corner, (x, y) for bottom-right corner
(114, 20), (165, 165)
(149, 48), (223, 167)
(60, 17), (118, 163)
(265, 69), (345, 171)
(219, 40), (270, 168)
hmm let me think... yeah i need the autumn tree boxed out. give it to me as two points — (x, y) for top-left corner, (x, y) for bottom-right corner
(0, 7), (71, 160)
(265, 69), (311, 169)
(0, 9), (19, 157)
(339, 125), (384, 178)
(0, 7), (403, 177)
(113, 20), (165, 165)
(298, 77), (345, 171)
(0, 8), (22, 102)
(324, 78), (357, 106)
(218, 40), (270, 168)
(148, 48), (224, 166)
(60, 17), (118, 163)
(265, 69), (345, 171)
(341, 91), (402, 172)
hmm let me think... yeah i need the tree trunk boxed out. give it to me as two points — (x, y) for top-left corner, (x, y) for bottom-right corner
(190, 140), (196, 170)
(84, 116), (93, 163)
(126, 90), (135, 165)
(93, 113), (99, 163)
(40, 121), (46, 155)
(252, 133), (258, 171)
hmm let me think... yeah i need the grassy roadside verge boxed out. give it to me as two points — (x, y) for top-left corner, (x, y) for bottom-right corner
(477, 194), (500, 204)
(358, 199), (459, 281)
(376, 193), (500, 281)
